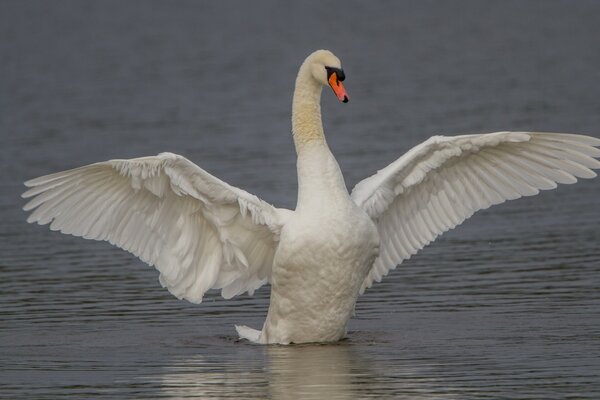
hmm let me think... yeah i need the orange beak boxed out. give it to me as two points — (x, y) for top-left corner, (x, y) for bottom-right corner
(328, 72), (349, 103)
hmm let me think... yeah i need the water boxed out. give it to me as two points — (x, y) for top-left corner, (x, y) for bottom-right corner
(2, 1), (600, 398)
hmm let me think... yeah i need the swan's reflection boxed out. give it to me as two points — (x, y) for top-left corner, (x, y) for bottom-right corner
(158, 340), (365, 399)
(267, 342), (359, 399)
(158, 337), (454, 399)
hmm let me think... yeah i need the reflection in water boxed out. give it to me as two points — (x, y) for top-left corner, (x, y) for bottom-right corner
(158, 354), (269, 399)
(158, 343), (365, 399)
(158, 340), (457, 400)
(267, 343), (359, 399)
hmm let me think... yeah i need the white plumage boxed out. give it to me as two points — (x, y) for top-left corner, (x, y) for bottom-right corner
(23, 152), (289, 303)
(23, 50), (600, 344)
(351, 132), (600, 293)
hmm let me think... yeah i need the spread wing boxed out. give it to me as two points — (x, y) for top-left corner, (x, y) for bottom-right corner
(351, 132), (600, 293)
(23, 152), (292, 303)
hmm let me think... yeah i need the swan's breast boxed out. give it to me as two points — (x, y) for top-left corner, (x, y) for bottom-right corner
(264, 207), (378, 343)
(273, 205), (379, 295)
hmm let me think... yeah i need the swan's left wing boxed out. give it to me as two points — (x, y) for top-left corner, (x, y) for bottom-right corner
(23, 152), (291, 303)
(351, 132), (600, 293)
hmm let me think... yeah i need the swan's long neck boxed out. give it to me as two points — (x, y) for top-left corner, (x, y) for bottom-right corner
(291, 60), (349, 209)
(292, 63), (326, 151)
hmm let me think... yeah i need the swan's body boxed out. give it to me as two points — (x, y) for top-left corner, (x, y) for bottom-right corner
(261, 142), (379, 344)
(23, 50), (600, 344)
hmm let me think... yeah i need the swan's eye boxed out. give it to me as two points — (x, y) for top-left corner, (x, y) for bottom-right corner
(325, 66), (345, 82)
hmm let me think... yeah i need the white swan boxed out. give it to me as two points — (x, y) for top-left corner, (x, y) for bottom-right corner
(23, 50), (600, 344)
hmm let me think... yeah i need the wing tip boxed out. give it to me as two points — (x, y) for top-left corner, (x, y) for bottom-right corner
(23, 177), (41, 188)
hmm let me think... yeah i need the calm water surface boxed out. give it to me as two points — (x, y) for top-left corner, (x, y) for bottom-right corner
(1, 1), (600, 398)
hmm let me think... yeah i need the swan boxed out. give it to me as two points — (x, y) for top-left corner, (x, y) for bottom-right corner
(23, 49), (600, 344)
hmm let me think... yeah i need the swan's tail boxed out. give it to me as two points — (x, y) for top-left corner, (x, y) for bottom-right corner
(235, 325), (262, 343)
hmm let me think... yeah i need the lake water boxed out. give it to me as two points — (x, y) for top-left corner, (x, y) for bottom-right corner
(1, 1), (600, 398)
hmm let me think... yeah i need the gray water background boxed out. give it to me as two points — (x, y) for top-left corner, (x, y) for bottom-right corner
(1, 1), (600, 398)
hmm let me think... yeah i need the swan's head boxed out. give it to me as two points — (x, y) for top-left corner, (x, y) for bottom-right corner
(308, 50), (349, 103)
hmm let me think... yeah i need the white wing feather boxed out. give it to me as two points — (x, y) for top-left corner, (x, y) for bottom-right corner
(23, 152), (291, 303)
(351, 132), (600, 293)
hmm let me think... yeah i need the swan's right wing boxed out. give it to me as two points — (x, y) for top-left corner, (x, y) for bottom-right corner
(351, 132), (600, 293)
(23, 152), (292, 303)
